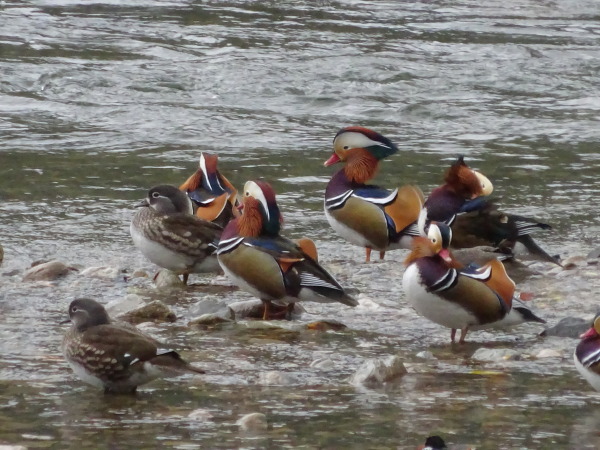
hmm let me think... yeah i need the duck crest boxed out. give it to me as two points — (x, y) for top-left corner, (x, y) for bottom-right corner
(445, 156), (483, 198)
(344, 149), (379, 184)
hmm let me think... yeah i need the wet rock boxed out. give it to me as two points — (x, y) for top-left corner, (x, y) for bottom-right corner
(80, 266), (122, 280)
(561, 255), (586, 270)
(22, 260), (75, 281)
(349, 355), (407, 386)
(188, 409), (214, 422)
(416, 351), (436, 360)
(228, 300), (304, 320)
(106, 294), (145, 316)
(471, 348), (520, 362)
(131, 269), (149, 278)
(153, 269), (185, 288)
(188, 312), (234, 327)
(257, 371), (298, 386)
(0, 243), (3, 265)
(305, 319), (347, 331)
(236, 412), (268, 432)
(310, 358), (335, 370)
(540, 317), (590, 338)
(536, 349), (562, 359)
(189, 298), (232, 317)
(587, 247), (600, 261)
(119, 300), (176, 324)
(0, 445), (28, 450)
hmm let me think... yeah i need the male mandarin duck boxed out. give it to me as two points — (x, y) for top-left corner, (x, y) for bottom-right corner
(324, 126), (424, 262)
(402, 222), (545, 343)
(424, 156), (559, 265)
(574, 313), (600, 391)
(130, 185), (222, 284)
(217, 180), (357, 320)
(179, 152), (240, 228)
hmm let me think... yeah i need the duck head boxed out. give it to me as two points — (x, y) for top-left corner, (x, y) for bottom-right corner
(238, 180), (281, 237)
(180, 152), (228, 196)
(325, 127), (398, 184)
(444, 156), (493, 199)
(67, 298), (111, 332)
(581, 313), (600, 340)
(405, 221), (454, 265)
(138, 185), (194, 215)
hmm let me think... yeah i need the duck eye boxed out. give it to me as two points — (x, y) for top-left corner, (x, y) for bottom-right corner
(151, 191), (160, 198)
(343, 146), (349, 150)
(431, 238), (437, 244)
(71, 306), (78, 313)
(245, 191), (250, 197)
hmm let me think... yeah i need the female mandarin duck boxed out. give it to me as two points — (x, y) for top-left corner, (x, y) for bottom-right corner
(324, 126), (424, 262)
(217, 180), (358, 320)
(402, 222), (545, 343)
(179, 152), (240, 228)
(424, 156), (559, 265)
(574, 313), (600, 391)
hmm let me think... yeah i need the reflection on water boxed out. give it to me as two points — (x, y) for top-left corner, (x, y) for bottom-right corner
(1, 0), (600, 448)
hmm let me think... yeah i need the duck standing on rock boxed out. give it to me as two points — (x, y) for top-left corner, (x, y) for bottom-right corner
(574, 312), (600, 392)
(179, 152), (240, 228)
(324, 126), (424, 262)
(424, 156), (559, 265)
(217, 180), (357, 320)
(130, 185), (223, 284)
(402, 222), (545, 343)
(62, 298), (205, 394)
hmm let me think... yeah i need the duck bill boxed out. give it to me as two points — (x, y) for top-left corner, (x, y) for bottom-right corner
(135, 199), (149, 208)
(438, 248), (453, 264)
(324, 153), (341, 167)
(580, 327), (597, 339)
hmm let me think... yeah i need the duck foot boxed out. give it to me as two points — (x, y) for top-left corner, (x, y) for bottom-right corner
(450, 327), (469, 344)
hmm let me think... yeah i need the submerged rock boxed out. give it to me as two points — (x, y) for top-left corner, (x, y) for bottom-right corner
(257, 371), (298, 386)
(22, 260), (75, 281)
(228, 300), (304, 320)
(188, 409), (214, 422)
(0, 243), (3, 265)
(535, 349), (562, 359)
(119, 300), (176, 324)
(106, 294), (145, 316)
(540, 317), (590, 338)
(153, 269), (185, 288)
(188, 312), (234, 327)
(80, 266), (122, 280)
(305, 319), (347, 331)
(349, 355), (407, 386)
(236, 412), (268, 432)
(471, 348), (521, 362)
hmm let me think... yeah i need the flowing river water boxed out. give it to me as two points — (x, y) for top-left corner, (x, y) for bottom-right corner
(1, 1), (600, 448)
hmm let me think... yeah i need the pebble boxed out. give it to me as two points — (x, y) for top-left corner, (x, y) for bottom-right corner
(535, 349), (562, 359)
(236, 413), (268, 432)
(119, 300), (176, 324)
(471, 348), (521, 362)
(153, 269), (185, 288)
(22, 260), (74, 281)
(80, 266), (122, 280)
(189, 298), (233, 317)
(349, 355), (407, 386)
(257, 371), (298, 386)
(540, 317), (590, 338)
(131, 269), (148, 278)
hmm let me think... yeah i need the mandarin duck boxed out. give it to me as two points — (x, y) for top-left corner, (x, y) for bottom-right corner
(62, 298), (204, 394)
(130, 185), (223, 284)
(424, 156), (559, 265)
(402, 222), (545, 343)
(574, 313), (600, 391)
(217, 180), (357, 320)
(324, 126), (424, 262)
(179, 152), (240, 228)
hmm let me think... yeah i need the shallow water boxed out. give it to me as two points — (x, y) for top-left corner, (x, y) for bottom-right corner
(1, 0), (600, 448)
